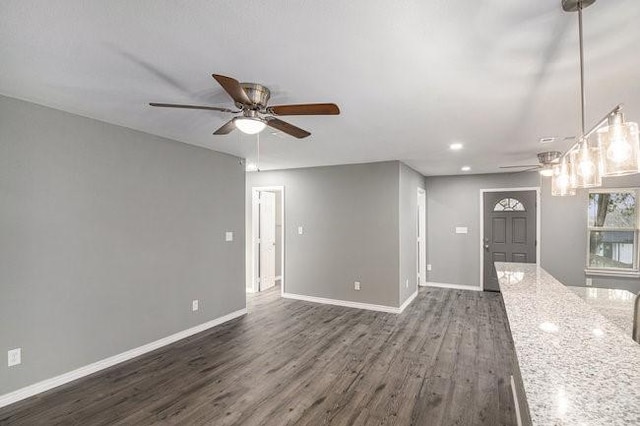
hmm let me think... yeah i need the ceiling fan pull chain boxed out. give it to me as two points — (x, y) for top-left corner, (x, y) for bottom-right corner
(257, 132), (261, 172)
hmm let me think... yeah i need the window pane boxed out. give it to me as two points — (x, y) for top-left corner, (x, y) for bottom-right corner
(588, 231), (635, 269)
(588, 192), (636, 228)
(493, 197), (525, 212)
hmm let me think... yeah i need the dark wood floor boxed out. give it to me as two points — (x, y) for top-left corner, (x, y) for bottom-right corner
(0, 287), (520, 426)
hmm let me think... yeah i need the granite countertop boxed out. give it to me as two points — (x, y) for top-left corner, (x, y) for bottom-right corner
(495, 262), (640, 426)
(568, 286), (636, 337)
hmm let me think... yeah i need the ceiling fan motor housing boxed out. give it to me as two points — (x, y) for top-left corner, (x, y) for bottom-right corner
(538, 151), (562, 165)
(239, 83), (271, 109)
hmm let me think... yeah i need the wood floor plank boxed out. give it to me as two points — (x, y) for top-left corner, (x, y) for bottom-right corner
(0, 286), (521, 426)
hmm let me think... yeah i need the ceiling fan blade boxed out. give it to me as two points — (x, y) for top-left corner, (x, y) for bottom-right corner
(499, 165), (541, 169)
(267, 103), (340, 116)
(212, 74), (252, 106)
(213, 119), (236, 135)
(515, 167), (542, 173)
(266, 117), (311, 139)
(149, 103), (238, 113)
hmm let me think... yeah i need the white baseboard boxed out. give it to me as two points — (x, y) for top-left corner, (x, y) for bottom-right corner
(398, 289), (418, 313)
(0, 308), (247, 409)
(425, 281), (482, 291)
(282, 292), (402, 314)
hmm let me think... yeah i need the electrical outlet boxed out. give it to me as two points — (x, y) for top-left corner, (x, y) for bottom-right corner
(405, 279), (409, 288)
(586, 278), (592, 287)
(8, 348), (21, 367)
(427, 264), (432, 271)
(298, 226), (304, 235)
(192, 300), (199, 311)
(354, 281), (361, 291)
(225, 231), (233, 242)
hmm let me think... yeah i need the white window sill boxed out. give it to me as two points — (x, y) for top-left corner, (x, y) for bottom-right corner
(584, 269), (640, 279)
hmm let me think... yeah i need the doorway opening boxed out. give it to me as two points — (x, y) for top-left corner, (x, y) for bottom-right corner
(250, 186), (285, 294)
(417, 188), (427, 287)
(480, 188), (540, 292)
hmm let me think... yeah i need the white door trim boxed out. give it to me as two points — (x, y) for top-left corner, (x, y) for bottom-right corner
(479, 187), (541, 291)
(417, 188), (427, 288)
(251, 186), (285, 296)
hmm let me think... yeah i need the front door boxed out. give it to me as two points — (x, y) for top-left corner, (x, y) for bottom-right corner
(259, 191), (276, 291)
(483, 191), (536, 292)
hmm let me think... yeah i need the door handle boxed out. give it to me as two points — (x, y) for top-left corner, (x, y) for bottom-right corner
(484, 245), (490, 250)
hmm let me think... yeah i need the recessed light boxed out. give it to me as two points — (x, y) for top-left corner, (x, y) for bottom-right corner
(539, 137), (556, 144)
(461, 166), (471, 172)
(450, 143), (463, 150)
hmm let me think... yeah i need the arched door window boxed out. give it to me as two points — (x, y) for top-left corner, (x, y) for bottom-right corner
(493, 197), (526, 212)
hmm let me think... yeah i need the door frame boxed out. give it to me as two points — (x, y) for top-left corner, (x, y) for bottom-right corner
(479, 187), (541, 291)
(251, 186), (285, 296)
(417, 188), (427, 287)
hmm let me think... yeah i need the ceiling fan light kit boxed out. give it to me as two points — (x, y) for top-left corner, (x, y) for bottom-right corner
(544, 0), (640, 196)
(539, 167), (555, 177)
(234, 116), (267, 135)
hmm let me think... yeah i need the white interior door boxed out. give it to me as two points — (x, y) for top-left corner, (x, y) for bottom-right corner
(417, 189), (427, 286)
(259, 191), (277, 291)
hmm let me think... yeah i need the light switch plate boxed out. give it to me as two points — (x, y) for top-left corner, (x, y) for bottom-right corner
(225, 231), (233, 242)
(427, 264), (432, 271)
(354, 281), (361, 291)
(192, 300), (199, 311)
(586, 278), (592, 286)
(8, 348), (21, 367)
(455, 227), (468, 234)
(298, 226), (304, 235)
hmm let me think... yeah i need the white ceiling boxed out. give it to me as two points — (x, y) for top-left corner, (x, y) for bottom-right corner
(1, 0), (639, 175)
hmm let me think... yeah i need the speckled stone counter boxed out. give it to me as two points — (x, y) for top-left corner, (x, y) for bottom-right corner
(568, 286), (636, 337)
(496, 262), (640, 426)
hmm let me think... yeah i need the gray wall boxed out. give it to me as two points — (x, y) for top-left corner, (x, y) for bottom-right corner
(541, 174), (640, 293)
(425, 172), (538, 288)
(247, 161), (401, 307)
(426, 171), (640, 293)
(399, 163), (426, 304)
(0, 95), (246, 396)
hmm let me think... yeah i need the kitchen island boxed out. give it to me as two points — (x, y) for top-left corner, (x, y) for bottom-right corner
(496, 262), (640, 426)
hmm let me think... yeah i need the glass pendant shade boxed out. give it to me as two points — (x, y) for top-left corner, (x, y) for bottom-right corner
(569, 139), (602, 188)
(234, 117), (267, 135)
(551, 159), (576, 197)
(597, 113), (640, 176)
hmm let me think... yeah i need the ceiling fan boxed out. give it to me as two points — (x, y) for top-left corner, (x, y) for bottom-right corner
(149, 74), (340, 139)
(500, 151), (563, 176)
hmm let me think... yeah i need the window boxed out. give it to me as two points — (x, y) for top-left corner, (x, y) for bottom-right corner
(493, 197), (526, 212)
(587, 189), (639, 274)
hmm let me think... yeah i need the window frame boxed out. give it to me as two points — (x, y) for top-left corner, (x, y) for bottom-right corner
(585, 188), (640, 277)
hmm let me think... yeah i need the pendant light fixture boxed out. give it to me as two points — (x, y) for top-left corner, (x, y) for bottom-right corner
(597, 111), (640, 176)
(547, 0), (639, 196)
(551, 157), (576, 196)
(570, 138), (602, 188)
